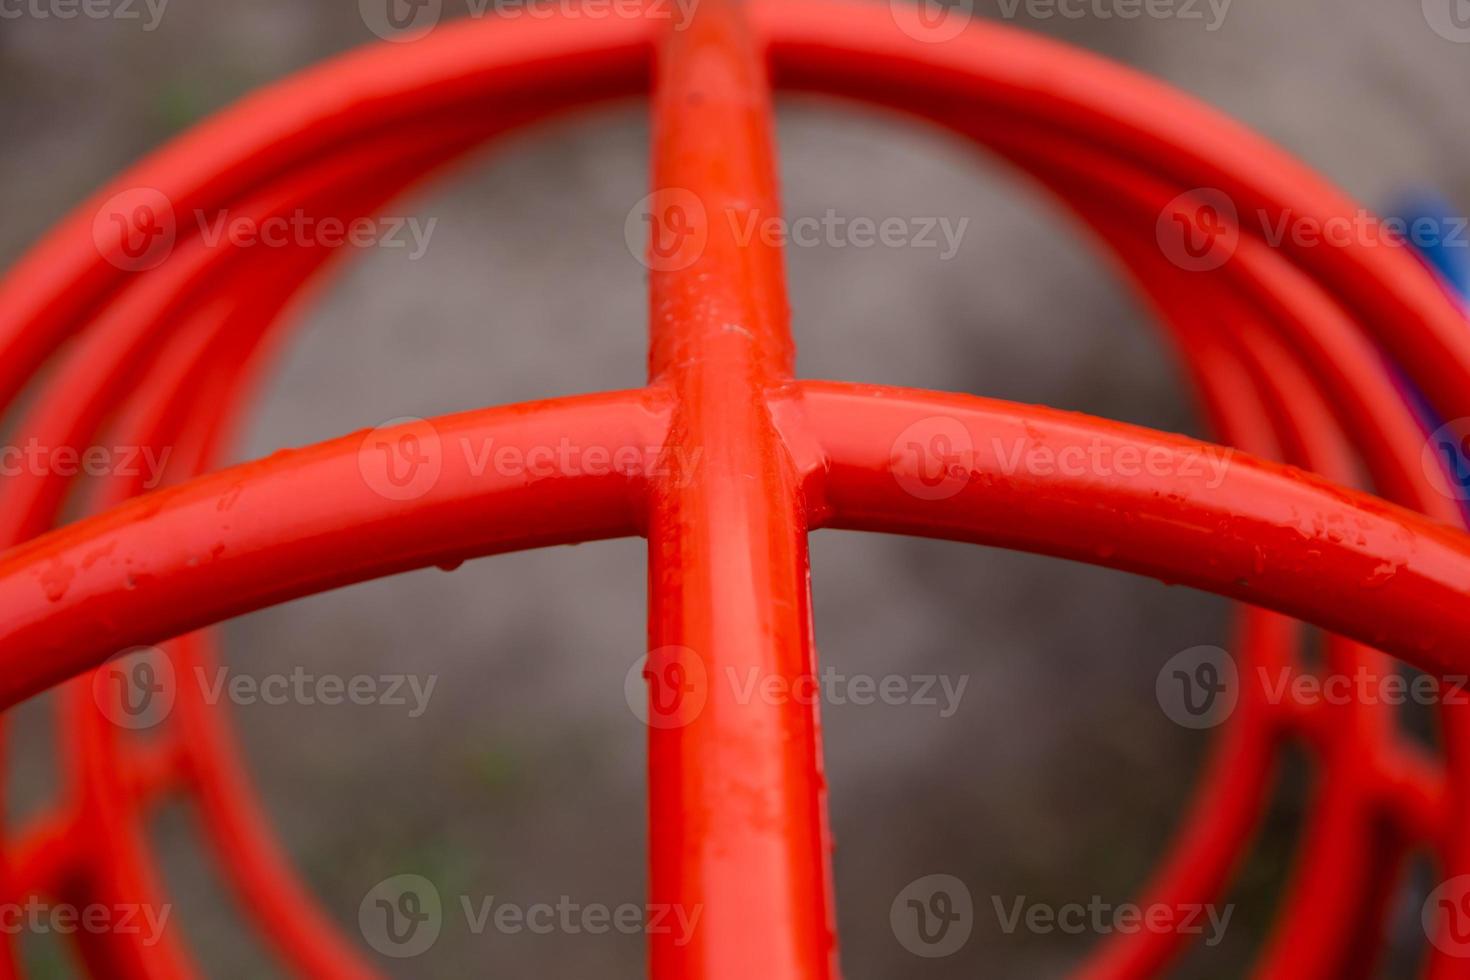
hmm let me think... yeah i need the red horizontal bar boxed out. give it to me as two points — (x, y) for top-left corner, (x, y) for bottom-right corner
(0, 392), (664, 709)
(801, 381), (1470, 676)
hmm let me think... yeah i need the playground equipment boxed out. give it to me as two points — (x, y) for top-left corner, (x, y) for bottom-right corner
(1, 0), (1469, 975)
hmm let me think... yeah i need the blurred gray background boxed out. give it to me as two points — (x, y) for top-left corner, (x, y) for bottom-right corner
(2, 0), (1468, 976)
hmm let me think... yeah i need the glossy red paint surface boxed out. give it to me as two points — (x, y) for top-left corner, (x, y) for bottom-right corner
(0, 1), (1466, 977)
(642, 4), (836, 978)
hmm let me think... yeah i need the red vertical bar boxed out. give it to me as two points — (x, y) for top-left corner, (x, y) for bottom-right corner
(641, 1), (836, 978)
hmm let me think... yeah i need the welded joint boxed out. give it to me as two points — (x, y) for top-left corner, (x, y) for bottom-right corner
(766, 384), (832, 531)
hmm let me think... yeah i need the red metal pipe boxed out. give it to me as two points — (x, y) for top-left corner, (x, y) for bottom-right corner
(0, 2), (1468, 976)
(642, 3), (835, 977)
(0, 392), (662, 708)
(802, 383), (1470, 675)
(1010, 156), (1444, 976)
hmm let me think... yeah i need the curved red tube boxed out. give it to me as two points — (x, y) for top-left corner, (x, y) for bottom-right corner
(0, 1), (1468, 977)
(0, 393), (663, 709)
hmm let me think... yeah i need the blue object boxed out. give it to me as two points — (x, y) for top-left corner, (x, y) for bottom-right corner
(1389, 188), (1470, 304)
(1388, 188), (1470, 522)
